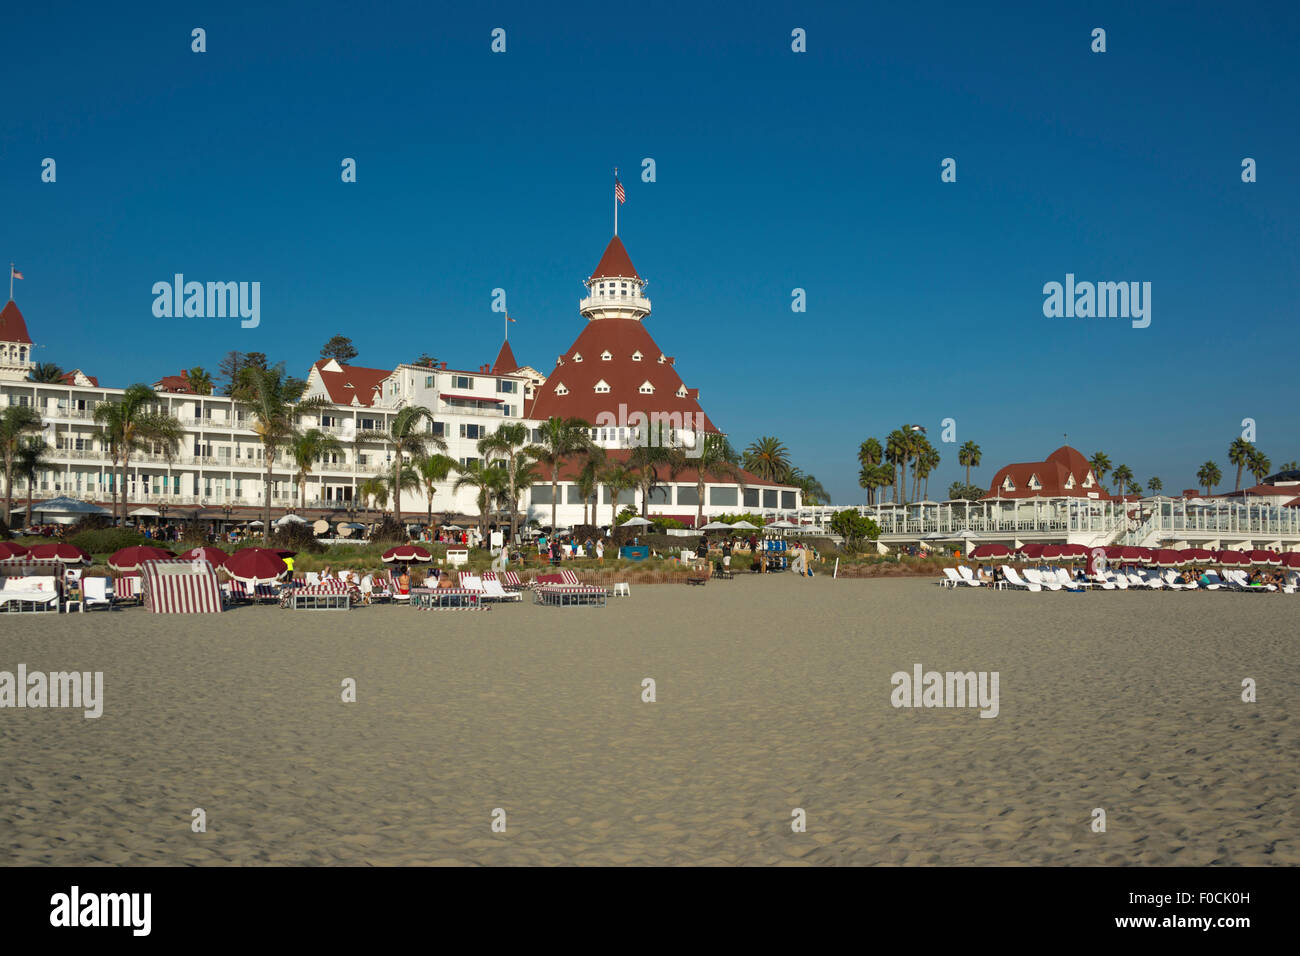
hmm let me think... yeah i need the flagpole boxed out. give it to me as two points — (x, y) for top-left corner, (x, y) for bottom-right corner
(8, 264), (12, 301)
(613, 168), (618, 236)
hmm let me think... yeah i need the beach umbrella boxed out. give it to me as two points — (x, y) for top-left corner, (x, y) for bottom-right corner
(1249, 549), (1280, 566)
(0, 542), (30, 559)
(108, 545), (176, 572)
(699, 521), (733, 531)
(224, 547), (287, 584)
(1153, 548), (1183, 568)
(971, 543), (1011, 560)
(1018, 543), (1045, 559)
(621, 516), (653, 527)
(1280, 552), (1300, 569)
(178, 546), (229, 567)
(1216, 549), (1247, 566)
(443, 524), (464, 532)
(1189, 548), (1215, 563)
(246, 520), (265, 528)
(729, 520), (760, 530)
(382, 544), (433, 563)
(26, 496), (111, 517)
(128, 507), (161, 518)
(275, 514), (306, 527)
(25, 542), (92, 565)
(1040, 544), (1066, 562)
(1137, 547), (1156, 564)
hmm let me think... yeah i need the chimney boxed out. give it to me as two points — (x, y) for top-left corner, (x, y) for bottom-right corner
(441, 362), (448, 370)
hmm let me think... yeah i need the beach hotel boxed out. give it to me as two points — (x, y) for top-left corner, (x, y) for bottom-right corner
(790, 444), (1300, 554)
(0, 235), (800, 531)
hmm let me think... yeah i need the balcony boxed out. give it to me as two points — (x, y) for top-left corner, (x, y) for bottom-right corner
(579, 291), (651, 319)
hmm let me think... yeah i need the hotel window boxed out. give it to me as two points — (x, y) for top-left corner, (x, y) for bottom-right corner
(554, 383), (568, 396)
(359, 418), (375, 430)
(453, 375), (474, 390)
(460, 424), (486, 440)
(639, 381), (654, 394)
(1064, 475), (1075, 489)
(459, 457), (480, 469)
(594, 381), (610, 394)
(572, 353), (582, 362)
(781, 491), (796, 510)
(677, 486), (700, 506)
(1083, 473), (1094, 487)
(600, 350), (612, 360)
(1002, 477), (1016, 492)
(675, 386), (687, 398)
(710, 486), (738, 507)
(425, 376), (434, 388)
(432, 421), (445, 437)
(497, 379), (516, 393)
(763, 489), (778, 509)
(1028, 475), (1041, 490)
(631, 351), (643, 361)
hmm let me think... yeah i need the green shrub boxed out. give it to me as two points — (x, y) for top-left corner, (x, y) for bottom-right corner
(70, 528), (149, 555)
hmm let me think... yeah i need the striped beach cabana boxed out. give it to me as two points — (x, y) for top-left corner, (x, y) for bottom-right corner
(140, 559), (223, 613)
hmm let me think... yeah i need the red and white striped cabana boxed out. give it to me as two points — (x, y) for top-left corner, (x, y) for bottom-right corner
(140, 559), (223, 613)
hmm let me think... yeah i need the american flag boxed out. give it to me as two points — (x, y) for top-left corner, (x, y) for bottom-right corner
(10, 267), (22, 280)
(615, 180), (625, 204)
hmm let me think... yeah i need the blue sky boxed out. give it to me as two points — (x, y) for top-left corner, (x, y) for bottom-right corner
(3, 1), (1298, 501)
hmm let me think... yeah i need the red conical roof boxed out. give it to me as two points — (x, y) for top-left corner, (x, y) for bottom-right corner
(591, 235), (640, 280)
(491, 339), (519, 374)
(0, 300), (33, 344)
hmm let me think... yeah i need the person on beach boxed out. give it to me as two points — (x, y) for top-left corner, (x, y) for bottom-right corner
(596, 539), (605, 565)
(722, 539), (732, 569)
(320, 564), (334, 581)
(397, 568), (411, 594)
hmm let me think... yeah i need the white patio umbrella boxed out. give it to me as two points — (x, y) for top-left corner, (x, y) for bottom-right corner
(729, 520), (760, 530)
(621, 516), (653, 527)
(128, 507), (162, 518)
(275, 513), (306, 526)
(699, 521), (733, 531)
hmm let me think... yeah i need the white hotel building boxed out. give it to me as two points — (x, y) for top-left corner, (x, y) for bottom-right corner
(1, 235), (800, 529)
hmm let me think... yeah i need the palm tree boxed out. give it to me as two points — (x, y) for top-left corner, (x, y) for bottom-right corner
(453, 460), (504, 542)
(187, 367), (215, 395)
(742, 436), (792, 483)
(232, 364), (329, 539)
(384, 465), (421, 519)
(29, 363), (64, 384)
(629, 444), (672, 519)
(858, 438), (882, 470)
(958, 440), (981, 487)
(477, 422), (532, 541)
(575, 446), (607, 526)
(1147, 476), (1163, 494)
(858, 462), (891, 506)
(1247, 448), (1271, 485)
(792, 471), (829, 506)
(527, 416), (592, 531)
(1111, 463), (1133, 498)
(290, 428), (342, 511)
(600, 462), (638, 528)
(92, 384), (183, 523)
(1, 404), (44, 527)
(359, 475), (388, 517)
(1228, 437), (1252, 491)
(1088, 452), (1112, 487)
(15, 436), (50, 531)
(884, 429), (909, 504)
(689, 435), (744, 529)
(1279, 460), (1299, 472)
(360, 406), (446, 528)
(1127, 479), (1142, 496)
(1196, 461), (1222, 496)
(416, 453), (457, 530)
(916, 443), (941, 500)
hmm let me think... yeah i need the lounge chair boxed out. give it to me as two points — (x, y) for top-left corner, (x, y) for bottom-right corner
(499, 571), (525, 591)
(940, 568), (963, 588)
(1024, 568), (1061, 591)
(83, 576), (114, 610)
(1200, 571), (1227, 591)
(959, 566), (996, 588)
(1052, 568), (1086, 590)
(1000, 566), (1041, 591)
(1161, 570), (1193, 590)
(0, 575), (60, 612)
(480, 573), (522, 602)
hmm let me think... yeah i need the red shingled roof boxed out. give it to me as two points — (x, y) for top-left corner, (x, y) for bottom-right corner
(491, 339), (518, 374)
(311, 359), (392, 407)
(0, 300), (33, 344)
(590, 235), (640, 280)
(983, 445), (1110, 499)
(527, 319), (717, 433)
(62, 369), (100, 387)
(153, 370), (193, 393)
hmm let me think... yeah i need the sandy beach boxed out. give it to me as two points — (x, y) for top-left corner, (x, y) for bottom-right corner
(1, 577), (1295, 866)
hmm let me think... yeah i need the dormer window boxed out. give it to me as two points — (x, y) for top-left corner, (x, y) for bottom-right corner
(675, 385), (687, 398)
(657, 354), (667, 364)
(1064, 475), (1076, 489)
(594, 380), (611, 394)
(1083, 472), (1094, 487)
(554, 383), (568, 396)
(1028, 474), (1042, 491)
(639, 381), (655, 394)
(572, 353), (583, 363)
(631, 350), (643, 362)
(1002, 476), (1016, 492)
(600, 350), (612, 361)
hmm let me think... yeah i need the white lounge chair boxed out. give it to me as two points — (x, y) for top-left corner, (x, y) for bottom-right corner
(959, 566), (996, 588)
(480, 575), (522, 602)
(941, 568), (962, 588)
(1024, 568), (1061, 591)
(1001, 566), (1041, 591)
(82, 576), (113, 610)
(305, 571), (321, 586)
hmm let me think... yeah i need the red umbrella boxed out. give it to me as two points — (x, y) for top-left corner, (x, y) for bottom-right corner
(1281, 552), (1300, 569)
(1119, 546), (1145, 564)
(224, 547), (287, 584)
(1103, 545), (1125, 561)
(1154, 548), (1183, 568)
(382, 544), (433, 563)
(1216, 549), (1247, 566)
(178, 546), (229, 567)
(1249, 549), (1280, 566)
(108, 545), (176, 573)
(26, 542), (91, 565)
(1018, 543), (1045, 559)
(1137, 547), (1156, 564)
(0, 542), (30, 559)
(1040, 545), (1066, 562)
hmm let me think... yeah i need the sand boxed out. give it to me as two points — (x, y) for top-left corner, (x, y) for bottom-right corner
(0, 576), (1295, 866)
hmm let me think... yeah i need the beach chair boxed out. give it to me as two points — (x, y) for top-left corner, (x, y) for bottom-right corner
(0, 575), (61, 612)
(1161, 570), (1193, 590)
(1133, 570), (1162, 589)
(305, 571), (321, 586)
(388, 570), (411, 603)
(83, 576), (113, 610)
(1000, 566), (1041, 591)
(1282, 571), (1299, 594)
(480, 573), (522, 603)
(958, 566), (994, 588)
(499, 571), (525, 591)
(1200, 570), (1227, 591)
(1052, 568), (1086, 590)
(1024, 568), (1061, 591)
(940, 568), (963, 588)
